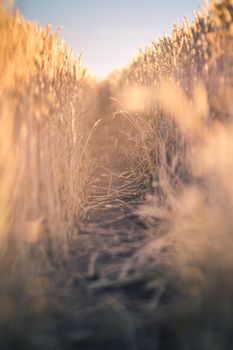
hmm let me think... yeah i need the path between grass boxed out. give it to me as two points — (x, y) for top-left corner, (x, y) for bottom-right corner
(38, 120), (182, 350)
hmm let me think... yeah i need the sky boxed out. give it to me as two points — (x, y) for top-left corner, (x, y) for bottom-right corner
(14, 0), (202, 78)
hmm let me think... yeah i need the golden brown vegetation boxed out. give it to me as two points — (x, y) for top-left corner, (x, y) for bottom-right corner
(109, 1), (233, 346)
(0, 4), (96, 344)
(0, 2), (93, 253)
(112, 0), (233, 182)
(1, 0), (233, 347)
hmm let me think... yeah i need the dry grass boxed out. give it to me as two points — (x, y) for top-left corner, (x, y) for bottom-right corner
(1, 0), (233, 348)
(0, 2), (93, 252)
(108, 0), (233, 347)
(111, 0), (233, 185)
(0, 3), (96, 346)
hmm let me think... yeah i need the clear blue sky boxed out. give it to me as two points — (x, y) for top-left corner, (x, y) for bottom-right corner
(15, 0), (202, 78)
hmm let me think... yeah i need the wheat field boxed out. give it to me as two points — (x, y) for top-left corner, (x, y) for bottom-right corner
(0, 0), (233, 349)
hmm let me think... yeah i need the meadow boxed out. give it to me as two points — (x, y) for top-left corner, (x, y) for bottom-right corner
(0, 0), (233, 349)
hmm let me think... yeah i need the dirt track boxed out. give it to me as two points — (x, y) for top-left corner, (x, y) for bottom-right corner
(35, 103), (183, 350)
(42, 167), (175, 349)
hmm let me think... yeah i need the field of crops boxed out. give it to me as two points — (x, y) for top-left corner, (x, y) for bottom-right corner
(109, 1), (233, 348)
(0, 0), (233, 349)
(0, 3), (96, 346)
(0, 2), (95, 246)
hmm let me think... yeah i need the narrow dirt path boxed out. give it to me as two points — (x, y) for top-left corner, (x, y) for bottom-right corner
(54, 163), (157, 349)
(40, 86), (181, 350)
